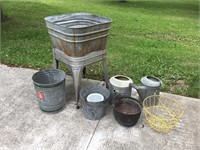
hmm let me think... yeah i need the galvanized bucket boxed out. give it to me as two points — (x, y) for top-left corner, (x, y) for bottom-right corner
(80, 85), (110, 120)
(32, 69), (66, 112)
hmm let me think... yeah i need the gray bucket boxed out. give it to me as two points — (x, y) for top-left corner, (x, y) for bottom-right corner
(32, 69), (66, 112)
(80, 86), (110, 120)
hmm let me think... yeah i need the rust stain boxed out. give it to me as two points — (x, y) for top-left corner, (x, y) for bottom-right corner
(50, 31), (109, 57)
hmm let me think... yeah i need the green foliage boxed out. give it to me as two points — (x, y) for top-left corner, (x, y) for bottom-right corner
(1, 0), (199, 98)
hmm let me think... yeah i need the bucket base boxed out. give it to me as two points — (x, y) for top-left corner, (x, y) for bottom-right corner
(80, 85), (110, 120)
(39, 100), (65, 112)
(82, 106), (107, 120)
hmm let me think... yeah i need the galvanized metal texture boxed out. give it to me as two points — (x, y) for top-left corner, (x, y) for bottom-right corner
(32, 69), (66, 111)
(53, 48), (109, 107)
(45, 13), (112, 57)
(80, 85), (110, 120)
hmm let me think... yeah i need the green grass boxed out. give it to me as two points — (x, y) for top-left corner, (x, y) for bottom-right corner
(1, 0), (199, 98)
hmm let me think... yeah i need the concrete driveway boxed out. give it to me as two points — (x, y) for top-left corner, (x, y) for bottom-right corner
(0, 64), (199, 150)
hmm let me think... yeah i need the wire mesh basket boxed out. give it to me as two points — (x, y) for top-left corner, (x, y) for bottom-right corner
(143, 95), (184, 132)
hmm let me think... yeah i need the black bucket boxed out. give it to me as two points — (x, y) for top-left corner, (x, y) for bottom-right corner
(113, 96), (142, 127)
(80, 86), (110, 120)
(32, 69), (66, 112)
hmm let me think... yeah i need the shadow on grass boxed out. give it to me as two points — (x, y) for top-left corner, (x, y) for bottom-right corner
(1, 1), (66, 24)
(1, 1), (61, 68)
(100, 0), (198, 18)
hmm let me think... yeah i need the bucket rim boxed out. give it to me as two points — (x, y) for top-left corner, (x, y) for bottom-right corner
(112, 97), (142, 115)
(80, 85), (110, 103)
(32, 69), (66, 87)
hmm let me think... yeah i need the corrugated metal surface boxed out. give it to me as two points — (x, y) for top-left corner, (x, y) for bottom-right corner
(45, 13), (112, 57)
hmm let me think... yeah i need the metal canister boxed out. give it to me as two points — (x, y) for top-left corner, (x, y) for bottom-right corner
(109, 75), (133, 99)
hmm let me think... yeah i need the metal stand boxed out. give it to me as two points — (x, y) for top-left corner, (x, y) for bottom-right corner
(53, 48), (109, 107)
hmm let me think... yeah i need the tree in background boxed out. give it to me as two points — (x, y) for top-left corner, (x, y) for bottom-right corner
(1, 6), (7, 22)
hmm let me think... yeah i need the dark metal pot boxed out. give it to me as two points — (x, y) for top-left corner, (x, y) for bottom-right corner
(113, 96), (142, 127)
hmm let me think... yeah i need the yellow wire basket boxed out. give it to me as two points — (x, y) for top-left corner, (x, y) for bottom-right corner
(143, 95), (184, 132)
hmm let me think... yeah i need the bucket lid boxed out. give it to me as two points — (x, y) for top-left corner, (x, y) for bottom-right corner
(141, 76), (161, 87)
(109, 75), (133, 88)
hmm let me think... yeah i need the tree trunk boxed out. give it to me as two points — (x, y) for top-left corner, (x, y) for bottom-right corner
(1, 6), (6, 22)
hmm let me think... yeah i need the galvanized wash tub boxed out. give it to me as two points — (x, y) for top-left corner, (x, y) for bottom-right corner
(44, 13), (112, 57)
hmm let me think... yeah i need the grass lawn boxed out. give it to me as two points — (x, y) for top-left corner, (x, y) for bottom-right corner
(1, 0), (199, 98)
